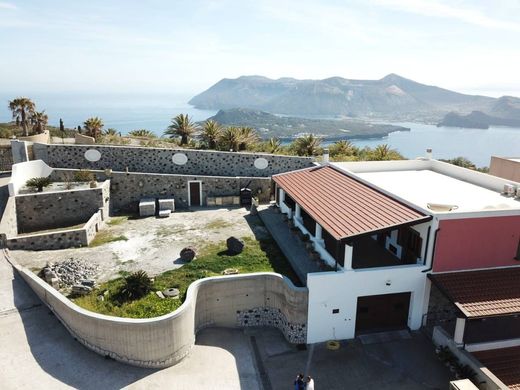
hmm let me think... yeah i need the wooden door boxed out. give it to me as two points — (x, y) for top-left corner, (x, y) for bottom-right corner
(189, 182), (201, 206)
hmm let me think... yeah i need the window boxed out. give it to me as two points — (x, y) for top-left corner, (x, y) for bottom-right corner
(332, 309), (340, 314)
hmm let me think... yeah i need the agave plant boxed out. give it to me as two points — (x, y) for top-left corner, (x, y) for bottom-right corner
(128, 129), (155, 138)
(120, 270), (152, 301)
(164, 114), (198, 145)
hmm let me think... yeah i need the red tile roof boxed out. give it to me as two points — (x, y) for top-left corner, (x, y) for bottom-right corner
(429, 267), (520, 318)
(273, 165), (430, 240)
(473, 346), (520, 389)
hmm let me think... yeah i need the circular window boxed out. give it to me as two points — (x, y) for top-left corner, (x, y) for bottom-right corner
(172, 153), (188, 165)
(84, 149), (101, 162)
(254, 157), (269, 170)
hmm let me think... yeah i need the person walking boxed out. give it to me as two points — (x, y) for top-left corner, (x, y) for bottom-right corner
(294, 373), (305, 390)
(306, 376), (315, 390)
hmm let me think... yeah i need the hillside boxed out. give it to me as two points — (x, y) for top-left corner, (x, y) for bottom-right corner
(438, 111), (520, 129)
(205, 108), (409, 140)
(190, 74), (519, 123)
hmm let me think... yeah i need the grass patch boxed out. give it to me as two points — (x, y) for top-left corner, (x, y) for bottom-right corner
(106, 216), (129, 226)
(89, 231), (128, 247)
(74, 236), (301, 318)
(204, 218), (232, 230)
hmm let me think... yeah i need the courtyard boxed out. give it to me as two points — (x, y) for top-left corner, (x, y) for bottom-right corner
(0, 254), (452, 389)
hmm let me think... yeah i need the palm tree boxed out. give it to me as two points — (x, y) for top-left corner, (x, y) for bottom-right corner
(292, 134), (322, 156)
(31, 111), (48, 134)
(330, 140), (357, 156)
(220, 126), (242, 152)
(83, 117), (104, 139)
(128, 129), (155, 138)
(8, 97), (35, 136)
(201, 120), (222, 149)
(164, 114), (198, 145)
(266, 137), (282, 154)
(238, 126), (259, 151)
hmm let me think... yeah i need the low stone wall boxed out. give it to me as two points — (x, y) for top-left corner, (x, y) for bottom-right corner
(9, 253), (308, 368)
(15, 180), (110, 233)
(33, 143), (314, 177)
(6, 210), (103, 251)
(52, 169), (270, 211)
(0, 195), (17, 238)
(432, 326), (507, 390)
(0, 145), (13, 171)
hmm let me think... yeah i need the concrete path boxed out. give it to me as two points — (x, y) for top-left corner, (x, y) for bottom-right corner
(258, 205), (320, 284)
(0, 254), (261, 390)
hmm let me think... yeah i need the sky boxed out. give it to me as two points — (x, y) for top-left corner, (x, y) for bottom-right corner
(0, 0), (519, 97)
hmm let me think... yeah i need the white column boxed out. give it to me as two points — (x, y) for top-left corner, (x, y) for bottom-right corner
(279, 188), (285, 204)
(344, 244), (353, 270)
(295, 204), (301, 221)
(315, 223), (322, 240)
(454, 318), (466, 345)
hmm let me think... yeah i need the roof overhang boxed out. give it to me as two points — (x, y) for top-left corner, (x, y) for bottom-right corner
(428, 267), (520, 319)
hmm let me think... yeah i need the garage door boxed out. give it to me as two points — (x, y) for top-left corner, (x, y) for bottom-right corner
(355, 292), (411, 335)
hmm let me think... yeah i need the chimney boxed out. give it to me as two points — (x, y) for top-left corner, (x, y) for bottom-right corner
(425, 148), (433, 160)
(322, 148), (330, 164)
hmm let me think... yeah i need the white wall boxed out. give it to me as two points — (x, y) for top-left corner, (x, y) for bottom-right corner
(8, 160), (53, 196)
(306, 264), (429, 343)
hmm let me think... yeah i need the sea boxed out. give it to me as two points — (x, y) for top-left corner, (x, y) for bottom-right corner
(1, 93), (519, 168)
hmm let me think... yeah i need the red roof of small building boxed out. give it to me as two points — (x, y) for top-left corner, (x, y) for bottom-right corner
(429, 267), (520, 318)
(473, 346), (520, 390)
(273, 165), (430, 240)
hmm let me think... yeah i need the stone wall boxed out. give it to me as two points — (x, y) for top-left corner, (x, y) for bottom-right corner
(11, 255), (308, 368)
(32, 143), (314, 177)
(7, 210), (103, 251)
(425, 282), (458, 336)
(0, 145), (13, 171)
(52, 169), (270, 211)
(15, 180), (110, 233)
(0, 195), (17, 238)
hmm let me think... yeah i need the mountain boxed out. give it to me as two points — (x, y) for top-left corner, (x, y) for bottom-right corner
(205, 108), (410, 140)
(189, 74), (517, 123)
(438, 110), (520, 129)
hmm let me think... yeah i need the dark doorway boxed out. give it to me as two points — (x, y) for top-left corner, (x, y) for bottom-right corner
(189, 182), (201, 206)
(355, 292), (411, 335)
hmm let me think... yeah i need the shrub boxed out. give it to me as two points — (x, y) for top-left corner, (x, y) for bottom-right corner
(26, 176), (52, 192)
(74, 169), (95, 182)
(118, 270), (153, 301)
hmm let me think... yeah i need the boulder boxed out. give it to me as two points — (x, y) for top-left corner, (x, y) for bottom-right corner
(179, 246), (197, 262)
(226, 236), (245, 255)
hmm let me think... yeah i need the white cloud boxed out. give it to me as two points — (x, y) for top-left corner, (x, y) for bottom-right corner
(0, 2), (16, 10)
(375, 0), (520, 31)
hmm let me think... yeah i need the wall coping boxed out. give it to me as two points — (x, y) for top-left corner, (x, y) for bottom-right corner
(15, 179), (110, 199)
(38, 142), (314, 160)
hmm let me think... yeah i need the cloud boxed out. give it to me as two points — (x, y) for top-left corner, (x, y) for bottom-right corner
(375, 0), (520, 32)
(0, 2), (16, 10)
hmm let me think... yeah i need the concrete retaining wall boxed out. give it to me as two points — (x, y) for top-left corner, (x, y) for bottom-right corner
(52, 169), (271, 211)
(15, 180), (110, 233)
(32, 143), (314, 177)
(0, 195), (17, 238)
(10, 258), (308, 368)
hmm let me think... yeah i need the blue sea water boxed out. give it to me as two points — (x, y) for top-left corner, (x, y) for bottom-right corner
(1, 94), (519, 167)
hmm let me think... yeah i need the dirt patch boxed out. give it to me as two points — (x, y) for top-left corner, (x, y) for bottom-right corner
(12, 207), (260, 282)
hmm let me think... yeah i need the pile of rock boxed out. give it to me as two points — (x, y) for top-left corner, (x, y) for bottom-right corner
(40, 258), (99, 293)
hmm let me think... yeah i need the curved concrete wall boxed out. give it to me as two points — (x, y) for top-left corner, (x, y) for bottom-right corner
(9, 254), (308, 368)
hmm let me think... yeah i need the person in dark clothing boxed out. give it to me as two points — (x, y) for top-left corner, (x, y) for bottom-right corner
(294, 373), (305, 390)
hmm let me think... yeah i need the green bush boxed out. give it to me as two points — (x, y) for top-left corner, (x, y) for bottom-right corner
(117, 270), (153, 302)
(26, 176), (52, 192)
(73, 169), (95, 182)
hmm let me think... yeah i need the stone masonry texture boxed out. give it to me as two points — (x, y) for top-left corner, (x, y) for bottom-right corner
(32, 143), (314, 177)
(0, 145), (13, 171)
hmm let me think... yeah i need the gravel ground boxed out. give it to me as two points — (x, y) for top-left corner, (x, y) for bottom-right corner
(11, 207), (269, 283)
